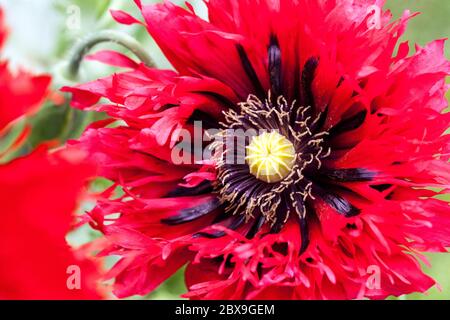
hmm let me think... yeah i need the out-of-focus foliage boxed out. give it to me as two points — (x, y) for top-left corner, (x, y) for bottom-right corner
(0, 0), (448, 300)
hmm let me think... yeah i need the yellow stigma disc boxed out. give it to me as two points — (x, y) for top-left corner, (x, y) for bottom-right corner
(246, 131), (296, 183)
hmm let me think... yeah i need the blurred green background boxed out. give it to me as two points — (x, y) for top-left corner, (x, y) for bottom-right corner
(0, 0), (448, 300)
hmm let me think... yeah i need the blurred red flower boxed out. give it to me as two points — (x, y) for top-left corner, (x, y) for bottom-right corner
(0, 9), (50, 133)
(0, 8), (101, 300)
(64, 0), (450, 299)
(0, 147), (101, 300)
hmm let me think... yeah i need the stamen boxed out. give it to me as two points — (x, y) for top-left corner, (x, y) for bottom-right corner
(209, 93), (361, 239)
(215, 94), (329, 222)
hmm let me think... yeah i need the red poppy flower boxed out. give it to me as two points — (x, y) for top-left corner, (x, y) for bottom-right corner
(63, 0), (450, 300)
(0, 8), (101, 300)
(0, 147), (102, 300)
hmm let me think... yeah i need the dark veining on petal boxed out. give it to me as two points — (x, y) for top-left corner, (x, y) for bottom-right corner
(268, 34), (282, 97)
(322, 168), (376, 182)
(329, 110), (367, 137)
(301, 57), (319, 109)
(370, 184), (392, 192)
(187, 109), (220, 129)
(314, 186), (361, 217)
(194, 215), (246, 239)
(298, 215), (309, 254)
(270, 200), (289, 234)
(311, 105), (328, 132)
(161, 197), (221, 225)
(236, 44), (266, 98)
(246, 215), (266, 239)
(165, 180), (214, 198)
(193, 91), (236, 111)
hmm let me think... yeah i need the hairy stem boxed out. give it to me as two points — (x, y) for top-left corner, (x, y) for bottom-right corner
(67, 30), (155, 79)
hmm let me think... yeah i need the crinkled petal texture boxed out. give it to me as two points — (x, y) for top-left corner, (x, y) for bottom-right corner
(64, 0), (450, 300)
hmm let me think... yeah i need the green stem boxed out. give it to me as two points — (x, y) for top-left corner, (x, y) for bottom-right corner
(67, 30), (155, 80)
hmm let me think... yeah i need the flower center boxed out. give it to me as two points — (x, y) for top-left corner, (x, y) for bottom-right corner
(246, 131), (296, 183)
(214, 94), (331, 223)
